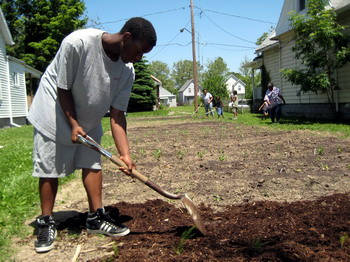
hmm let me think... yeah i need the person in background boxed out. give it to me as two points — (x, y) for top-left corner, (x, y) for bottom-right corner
(258, 99), (270, 120)
(215, 96), (225, 118)
(27, 17), (157, 253)
(230, 90), (238, 119)
(203, 89), (214, 117)
(264, 82), (286, 123)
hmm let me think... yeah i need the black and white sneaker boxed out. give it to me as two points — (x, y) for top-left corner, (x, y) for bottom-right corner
(34, 215), (57, 253)
(86, 207), (130, 237)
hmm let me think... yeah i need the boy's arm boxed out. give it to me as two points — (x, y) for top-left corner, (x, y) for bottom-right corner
(110, 106), (136, 174)
(57, 88), (86, 142)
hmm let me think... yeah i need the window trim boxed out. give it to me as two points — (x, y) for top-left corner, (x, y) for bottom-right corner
(12, 71), (20, 87)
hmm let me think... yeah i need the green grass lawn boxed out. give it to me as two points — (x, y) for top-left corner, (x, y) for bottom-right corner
(124, 105), (350, 137)
(0, 107), (349, 260)
(0, 125), (76, 261)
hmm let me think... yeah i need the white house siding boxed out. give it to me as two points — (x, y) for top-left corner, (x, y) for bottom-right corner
(281, 8), (350, 105)
(234, 82), (245, 96)
(183, 82), (195, 98)
(337, 63), (350, 103)
(0, 36), (10, 118)
(279, 32), (309, 104)
(179, 81), (201, 105)
(254, 0), (350, 119)
(263, 46), (281, 88)
(276, 0), (307, 37)
(159, 86), (177, 107)
(9, 61), (27, 117)
(225, 77), (245, 96)
(336, 10), (350, 103)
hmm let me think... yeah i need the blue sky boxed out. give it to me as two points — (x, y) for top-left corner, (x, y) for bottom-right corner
(83, 0), (284, 73)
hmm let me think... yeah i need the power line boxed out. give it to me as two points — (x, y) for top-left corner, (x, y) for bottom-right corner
(201, 12), (257, 45)
(204, 42), (256, 49)
(157, 42), (192, 47)
(155, 42), (255, 49)
(149, 32), (183, 61)
(198, 7), (277, 25)
(208, 46), (256, 52)
(93, 7), (187, 25)
(149, 16), (193, 61)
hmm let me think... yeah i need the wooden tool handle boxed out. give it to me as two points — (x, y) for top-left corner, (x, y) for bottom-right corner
(110, 155), (148, 183)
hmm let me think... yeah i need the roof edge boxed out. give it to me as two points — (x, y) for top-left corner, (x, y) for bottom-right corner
(0, 7), (14, 45)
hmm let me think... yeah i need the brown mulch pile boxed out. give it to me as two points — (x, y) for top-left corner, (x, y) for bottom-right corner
(87, 193), (350, 261)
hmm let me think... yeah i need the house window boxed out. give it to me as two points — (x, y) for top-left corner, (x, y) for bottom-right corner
(188, 88), (191, 93)
(238, 87), (241, 91)
(13, 72), (20, 87)
(299, 0), (306, 11)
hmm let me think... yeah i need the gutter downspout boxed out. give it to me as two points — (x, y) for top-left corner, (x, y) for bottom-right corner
(7, 56), (21, 127)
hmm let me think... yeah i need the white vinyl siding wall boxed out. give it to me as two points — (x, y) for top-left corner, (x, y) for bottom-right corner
(336, 11), (350, 103)
(9, 61), (27, 117)
(257, 0), (350, 119)
(337, 63), (350, 103)
(279, 32), (306, 104)
(279, 32), (340, 104)
(0, 36), (10, 118)
(263, 46), (281, 88)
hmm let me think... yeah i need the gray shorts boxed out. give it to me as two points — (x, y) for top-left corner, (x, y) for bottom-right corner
(32, 127), (102, 178)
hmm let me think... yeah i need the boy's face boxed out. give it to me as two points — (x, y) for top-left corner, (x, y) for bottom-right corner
(120, 34), (154, 63)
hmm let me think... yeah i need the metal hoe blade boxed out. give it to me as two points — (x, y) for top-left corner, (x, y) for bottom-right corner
(77, 135), (207, 235)
(181, 194), (207, 235)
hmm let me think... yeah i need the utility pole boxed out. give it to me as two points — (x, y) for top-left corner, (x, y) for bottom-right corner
(190, 0), (199, 112)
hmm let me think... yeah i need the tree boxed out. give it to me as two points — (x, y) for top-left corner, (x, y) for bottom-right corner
(281, 0), (350, 112)
(171, 59), (202, 89)
(238, 56), (262, 99)
(127, 58), (156, 112)
(201, 57), (230, 100)
(202, 76), (228, 101)
(255, 26), (275, 46)
(203, 57), (230, 79)
(1, 0), (87, 72)
(260, 65), (271, 98)
(148, 60), (176, 95)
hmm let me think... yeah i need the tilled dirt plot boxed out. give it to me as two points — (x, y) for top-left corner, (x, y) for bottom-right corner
(13, 118), (350, 261)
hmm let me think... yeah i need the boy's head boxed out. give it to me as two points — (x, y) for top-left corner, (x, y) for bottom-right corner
(233, 90), (237, 95)
(119, 17), (157, 63)
(120, 17), (157, 47)
(203, 89), (208, 94)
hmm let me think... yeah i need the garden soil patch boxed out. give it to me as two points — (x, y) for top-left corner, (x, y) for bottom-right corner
(13, 118), (350, 261)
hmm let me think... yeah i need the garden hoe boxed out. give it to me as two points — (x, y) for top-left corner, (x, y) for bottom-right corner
(77, 135), (206, 235)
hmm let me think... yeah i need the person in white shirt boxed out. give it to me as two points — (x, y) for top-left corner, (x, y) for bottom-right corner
(27, 17), (157, 253)
(203, 89), (214, 117)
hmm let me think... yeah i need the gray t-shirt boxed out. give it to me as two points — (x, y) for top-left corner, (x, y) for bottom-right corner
(28, 29), (135, 144)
